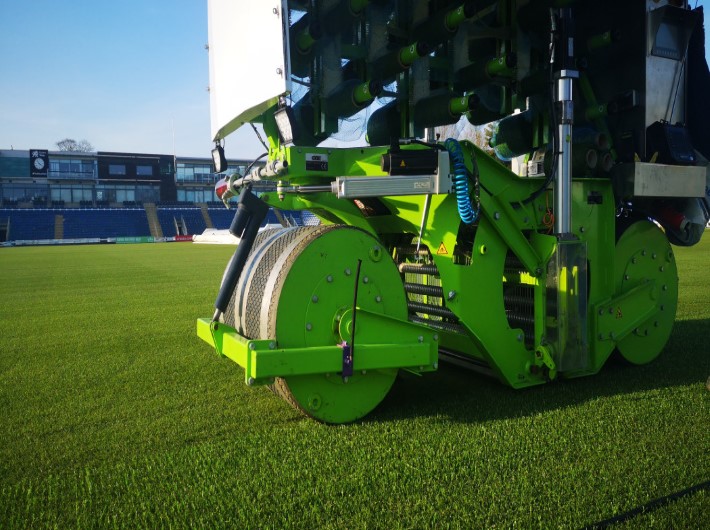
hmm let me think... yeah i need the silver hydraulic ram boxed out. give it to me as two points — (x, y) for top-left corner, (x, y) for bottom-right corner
(552, 7), (578, 236)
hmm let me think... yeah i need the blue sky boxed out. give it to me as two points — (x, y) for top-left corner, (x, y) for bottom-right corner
(0, 0), (266, 158)
(1, 1), (709, 159)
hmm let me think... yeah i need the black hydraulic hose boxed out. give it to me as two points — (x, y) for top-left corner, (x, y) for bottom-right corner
(212, 186), (269, 321)
(343, 258), (363, 380)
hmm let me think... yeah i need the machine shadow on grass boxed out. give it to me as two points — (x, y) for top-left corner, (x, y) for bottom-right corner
(367, 318), (709, 424)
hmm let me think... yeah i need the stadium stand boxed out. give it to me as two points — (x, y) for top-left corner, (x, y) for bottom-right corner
(62, 209), (150, 239)
(1, 209), (57, 241)
(157, 207), (207, 236)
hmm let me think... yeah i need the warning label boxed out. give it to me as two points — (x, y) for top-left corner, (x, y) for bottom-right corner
(437, 242), (448, 255)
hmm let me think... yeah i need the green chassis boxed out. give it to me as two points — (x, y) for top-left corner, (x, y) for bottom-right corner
(198, 142), (678, 422)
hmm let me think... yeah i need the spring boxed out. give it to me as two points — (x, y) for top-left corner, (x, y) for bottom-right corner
(404, 283), (444, 297)
(503, 294), (535, 308)
(395, 246), (431, 257)
(506, 313), (536, 326)
(399, 263), (440, 276)
(444, 138), (478, 225)
(408, 301), (457, 319)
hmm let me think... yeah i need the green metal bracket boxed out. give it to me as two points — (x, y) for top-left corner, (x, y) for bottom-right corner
(593, 280), (658, 343)
(197, 309), (439, 386)
(531, 343), (557, 381)
(480, 192), (542, 275)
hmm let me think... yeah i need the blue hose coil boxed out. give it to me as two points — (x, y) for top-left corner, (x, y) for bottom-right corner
(444, 138), (478, 224)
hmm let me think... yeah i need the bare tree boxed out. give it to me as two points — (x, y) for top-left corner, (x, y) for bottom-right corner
(435, 118), (495, 157)
(55, 138), (94, 152)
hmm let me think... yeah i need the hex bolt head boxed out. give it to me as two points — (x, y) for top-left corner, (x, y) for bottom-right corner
(598, 308), (604, 316)
(433, 362), (438, 369)
(652, 253), (657, 259)
(343, 376), (349, 383)
(345, 268), (351, 276)
(624, 274), (630, 280)
(326, 275), (333, 283)
(306, 323), (313, 331)
(269, 342), (276, 350)
(312, 295), (319, 303)
(659, 265), (665, 272)
(632, 257), (637, 264)
(447, 290), (457, 300)
(363, 276), (369, 284)
(580, 226), (585, 233)
(361, 370), (367, 375)
(494, 211), (501, 220)
(433, 334), (438, 342)
(418, 336), (424, 343)
(247, 377), (256, 386)
(517, 333), (524, 342)
(662, 285), (667, 291)
(375, 295), (382, 303)
(609, 308), (614, 314)
(249, 342), (257, 350)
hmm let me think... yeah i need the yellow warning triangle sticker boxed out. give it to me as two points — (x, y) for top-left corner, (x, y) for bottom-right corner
(400, 159), (406, 167)
(437, 242), (448, 255)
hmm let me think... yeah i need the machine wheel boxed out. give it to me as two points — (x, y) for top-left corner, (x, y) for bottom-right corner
(613, 219), (679, 364)
(223, 225), (408, 423)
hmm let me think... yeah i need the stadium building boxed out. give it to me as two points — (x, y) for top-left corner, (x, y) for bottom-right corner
(0, 148), (313, 245)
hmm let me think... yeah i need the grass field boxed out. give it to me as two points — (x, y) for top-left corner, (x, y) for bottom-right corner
(0, 239), (708, 528)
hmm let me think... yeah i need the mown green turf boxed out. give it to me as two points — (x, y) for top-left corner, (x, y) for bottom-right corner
(0, 239), (708, 528)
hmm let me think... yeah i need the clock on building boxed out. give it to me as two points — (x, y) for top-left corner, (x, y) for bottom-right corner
(29, 149), (49, 177)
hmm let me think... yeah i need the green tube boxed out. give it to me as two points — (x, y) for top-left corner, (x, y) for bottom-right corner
(399, 42), (430, 68)
(486, 53), (516, 77)
(586, 29), (620, 52)
(456, 52), (516, 89)
(449, 94), (477, 115)
(352, 80), (381, 105)
(585, 104), (608, 122)
(412, 1), (481, 45)
(323, 79), (382, 119)
(445, 3), (473, 29)
(295, 22), (321, 53)
(413, 93), (478, 129)
(321, 0), (369, 34)
(465, 87), (506, 125)
(370, 41), (431, 81)
(290, 16), (323, 78)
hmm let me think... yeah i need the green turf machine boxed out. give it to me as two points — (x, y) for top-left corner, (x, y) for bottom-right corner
(197, 0), (710, 423)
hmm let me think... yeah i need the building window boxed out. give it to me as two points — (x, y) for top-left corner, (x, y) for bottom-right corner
(48, 158), (95, 179)
(109, 164), (126, 175)
(136, 165), (153, 176)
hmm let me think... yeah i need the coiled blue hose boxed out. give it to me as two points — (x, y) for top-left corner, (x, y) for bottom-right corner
(444, 138), (478, 224)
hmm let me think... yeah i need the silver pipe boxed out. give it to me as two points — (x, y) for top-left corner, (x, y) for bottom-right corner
(555, 72), (576, 235)
(415, 194), (432, 260)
